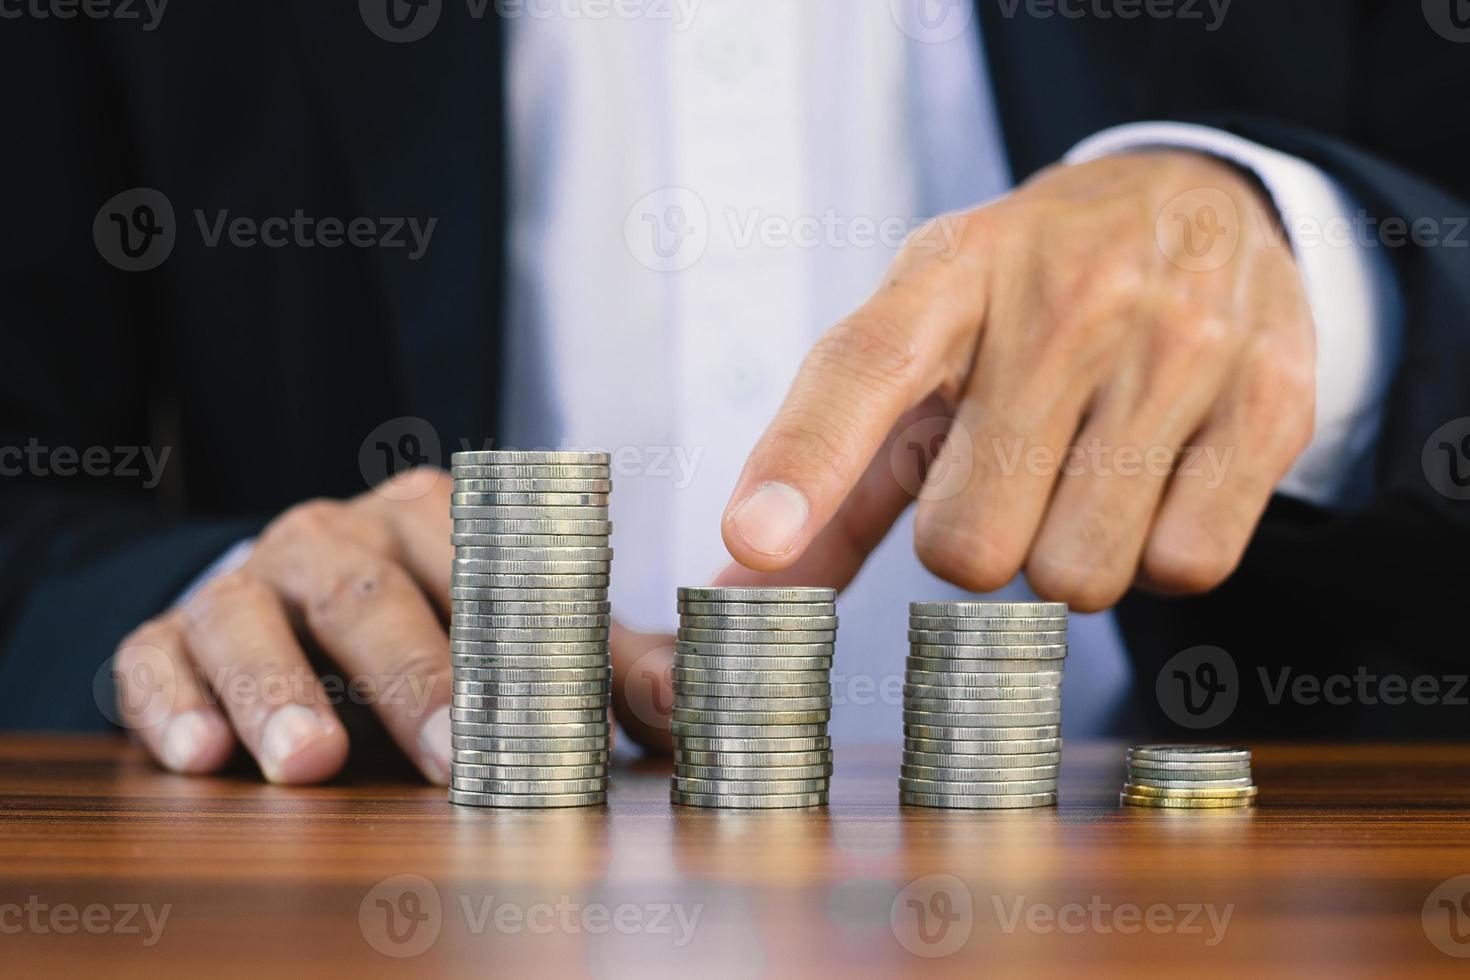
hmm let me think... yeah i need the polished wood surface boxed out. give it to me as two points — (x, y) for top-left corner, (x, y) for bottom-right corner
(3, 736), (1469, 977)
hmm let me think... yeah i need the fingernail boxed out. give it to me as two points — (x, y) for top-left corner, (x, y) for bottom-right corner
(418, 705), (451, 785)
(730, 482), (808, 556)
(161, 710), (220, 772)
(259, 704), (337, 783)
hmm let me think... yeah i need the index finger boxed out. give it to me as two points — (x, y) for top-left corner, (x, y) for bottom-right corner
(720, 249), (985, 571)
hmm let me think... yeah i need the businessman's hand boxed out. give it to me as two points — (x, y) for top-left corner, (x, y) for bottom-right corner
(720, 151), (1316, 610)
(112, 469), (674, 782)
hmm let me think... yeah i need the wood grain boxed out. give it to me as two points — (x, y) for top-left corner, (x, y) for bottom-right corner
(2, 736), (1469, 977)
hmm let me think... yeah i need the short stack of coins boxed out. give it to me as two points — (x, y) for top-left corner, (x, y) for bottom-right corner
(1121, 745), (1257, 809)
(900, 600), (1068, 809)
(447, 450), (613, 808)
(671, 586), (837, 809)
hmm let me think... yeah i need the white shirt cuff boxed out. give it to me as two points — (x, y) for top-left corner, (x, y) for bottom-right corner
(1066, 121), (1403, 509)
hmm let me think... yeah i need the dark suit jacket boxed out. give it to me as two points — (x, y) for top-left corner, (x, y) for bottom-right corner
(2, 1), (1467, 734)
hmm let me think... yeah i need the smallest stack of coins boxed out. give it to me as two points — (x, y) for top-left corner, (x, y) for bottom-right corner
(671, 586), (837, 809)
(1121, 745), (1257, 809)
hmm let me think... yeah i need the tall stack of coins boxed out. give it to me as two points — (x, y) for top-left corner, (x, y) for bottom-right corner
(1121, 745), (1257, 809)
(448, 450), (612, 808)
(671, 587), (836, 809)
(900, 600), (1067, 809)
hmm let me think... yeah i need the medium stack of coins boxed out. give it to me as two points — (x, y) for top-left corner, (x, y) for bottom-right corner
(447, 450), (613, 808)
(899, 600), (1068, 809)
(1121, 745), (1257, 809)
(671, 587), (837, 809)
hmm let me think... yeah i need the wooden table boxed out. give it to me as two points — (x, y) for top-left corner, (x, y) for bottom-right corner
(3, 736), (1469, 977)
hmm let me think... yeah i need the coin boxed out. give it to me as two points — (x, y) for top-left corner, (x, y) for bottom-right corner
(903, 724), (1061, 741)
(452, 694), (610, 711)
(675, 695), (832, 712)
(904, 751), (1061, 769)
(1125, 775), (1255, 789)
(675, 642), (835, 658)
(903, 685), (1062, 702)
(1122, 783), (1258, 800)
(906, 657), (1064, 673)
(452, 775), (606, 794)
(453, 615), (613, 630)
(1124, 759), (1252, 774)
(453, 560), (612, 576)
(457, 600), (612, 614)
(673, 775), (828, 795)
(908, 630), (1068, 646)
(899, 777), (1056, 795)
(450, 627), (608, 643)
(904, 736), (1061, 755)
(900, 791), (1057, 809)
(448, 789), (606, 808)
(451, 506), (610, 522)
(452, 735), (607, 753)
(451, 586), (608, 601)
(678, 601), (837, 617)
(452, 678), (609, 694)
(452, 479), (614, 493)
(451, 492), (611, 507)
(453, 450), (612, 464)
(672, 668), (827, 686)
(673, 655), (833, 672)
(908, 644), (1068, 660)
(676, 587), (836, 603)
(1127, 745), (1251, 764)
(452, 574), (610, 589)
(452, 763), (606, 780)
(900, 764), (1058, 782)
(674, 735), (830, 753)
(670, 722), (827, 739)
(674, 682), (829, 699)
(904, 670), (1064, 689)
(678, 628), (835, 645)
(452, 519), (612, 535)
(1119, 794), (1253, 809)
(672, 708), (831, 726)
(1125, 765), (1252, 782)
(902, 710), (1062, 727)
(910, 601), (1066, 618)
(902, 696), (1062, 714)
(671, 790), (827, 809)
(453, 750), (609, 767)
(907, 616), (1068, 632)
(674, 750), (833, 768)
(454, 546), (614, 560)
(453, 663), (610, 679)
(453, 721), (610, 737)
(678, 615), (840, 631)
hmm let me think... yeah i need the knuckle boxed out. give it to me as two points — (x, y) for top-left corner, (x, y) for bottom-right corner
(262, 499), (343, 548)
(809, 314), (923, 395)
(1160, 307), (1232, 365)
(307, 558), (411, 626)
(913, 518), (1023, 594)
(1142, 535), (1238, 594)
(1025, 552), (1125, 614)
(1065, 253), (1145, 316)
(185, 569), (269, 625)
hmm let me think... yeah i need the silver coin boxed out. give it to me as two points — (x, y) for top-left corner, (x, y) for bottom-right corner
(1126, 775), (1255, 789)
(451, 586), (608, 601)
(907, 616), (1068, 632)
(672, 707), (831, 725)
(450, 627), (608, 642)
(671, 668), (828, 686)
(909, 601), (1067, 618)
(909, 644), (1068, 661)
(1122, 783), (1259, 801)
(678, 615), (840, 631)
(452, 573), (610, 589)
(1118, 793), (1254, 809)
(452, 648), (608, 663)
(451, 462), (610, 476)
(900, 790), (1057, 810)
(673, 776), (828, 795)
(903, 724), (1061, 741)
(674, 762), (832, 779)
(900, 764), (1058, 782)
(906, 656), (1064, 673)
(452, 678), (609, 694)
(1127, 745), (1252, 764)
(452, 762), (607, 780)
(453, 450), (611, 465)
(671, 790), (827, 809)
(451, 534), (610, 548)
(452, 519), (612, 534)
(677, 587), (837, 603)
(674, 750), (833, 768)
(674, 654), (833, 672)
(454, 546), (614, 560)
(900, 775), (1056, 794)
(904, 737), (1061, 755)
(903, 685), (1062, 702)
(903, 710), (1062, 728)
(677, 601), (837, 617)
(452, 734), (607, 752)
(903, 696), (1062, 715)
(453, 614), (612, 629)
(453, 559), (612, 575)
(670, 721), (827, 739)
(456, 599), (611, 615)
(452, 478), (614, 493)
(904, 669), (1064, 688)
(448, 789), (606, 808)
(676, 694), (832, 711)
(1126, 762), (1252, 778)
(453, 664), (608, 680)
(904, 751), (1061, 769)
(908, 630), (1067, 646)
(675, 641), (835, 658)
(452, 505), (610, 521)
(450, 706), (606, 724)
(452, 776), (606, 795)
(674, 681), (830, 699)
(453, 749), (609, 767)
(451, 492), (611, 507)
(679, 628), (836, 645)
(453, 694), (610, 711)
(452, 721), (610, 738)
(674, 735), (830, 753)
